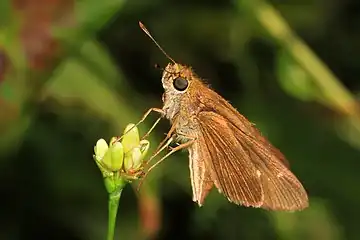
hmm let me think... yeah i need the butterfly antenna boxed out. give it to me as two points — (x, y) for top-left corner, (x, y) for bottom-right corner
(139, 21), (176, 64)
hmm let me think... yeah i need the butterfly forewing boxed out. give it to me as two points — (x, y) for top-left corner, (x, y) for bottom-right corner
(194, 83), (308, 210)
(197, 111), (308, 210)
(197, 111), (264, 207)
(232, 127), (308, 210)
(198, 86), (291, 168)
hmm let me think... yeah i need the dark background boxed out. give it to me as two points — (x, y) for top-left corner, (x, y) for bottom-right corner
(1, 0), (360, 239)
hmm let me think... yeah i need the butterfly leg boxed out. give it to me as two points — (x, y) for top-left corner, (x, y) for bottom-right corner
(137, 134), (196, 190)
(119, 108), (164, 141)
(143, 122), (182, 167)
(137, 135), (176, 190)
(146, 135), (196, 173)
(141, 117), (162, 140)
(154, 123), (177, 153)
(150, 131), (197, 165)
(146, 135), (175, 166)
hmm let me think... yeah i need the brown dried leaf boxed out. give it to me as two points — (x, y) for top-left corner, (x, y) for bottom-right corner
(0, 49), (9, 83)
(138, 191), (161, 238)
(13, 0), (75, 70)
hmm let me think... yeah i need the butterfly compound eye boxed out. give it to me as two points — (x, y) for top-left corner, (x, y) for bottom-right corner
(173, 77), (189, 91)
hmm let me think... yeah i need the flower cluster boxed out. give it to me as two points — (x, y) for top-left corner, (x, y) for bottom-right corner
(93, 124), (150, 192)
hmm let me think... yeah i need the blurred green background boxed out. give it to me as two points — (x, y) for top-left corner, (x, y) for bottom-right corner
(1, 0), (360, 239)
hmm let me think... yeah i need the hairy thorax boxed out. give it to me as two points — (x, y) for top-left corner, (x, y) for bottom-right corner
(163, 92), (201, 143)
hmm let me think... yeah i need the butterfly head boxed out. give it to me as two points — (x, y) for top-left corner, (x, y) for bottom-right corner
(161, 63), (194, 93)
(160, 63), (196, 120)
(138, 22), (199, 119)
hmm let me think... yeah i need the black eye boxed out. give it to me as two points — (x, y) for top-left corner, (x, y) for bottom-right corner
(173, 77), (189, 91)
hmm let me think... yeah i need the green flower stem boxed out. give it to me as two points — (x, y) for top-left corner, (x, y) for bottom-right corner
(105, 177), (127, 240)
(239, 0), (357, 116)
(93, 124), (150, 239)
(107, 189), (122, 240)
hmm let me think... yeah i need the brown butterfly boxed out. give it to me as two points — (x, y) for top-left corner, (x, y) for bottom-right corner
(137, 22), (308, 211)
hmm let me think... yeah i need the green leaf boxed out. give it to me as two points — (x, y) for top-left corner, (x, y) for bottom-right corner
(277, 50), (318, 101)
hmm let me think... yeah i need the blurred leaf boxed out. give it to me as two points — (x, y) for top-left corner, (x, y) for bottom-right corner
(335, 115), (360, 150)
(138, 188), (161, 239)
(74, 0), (126, 38)
(13, 0), (75, 70)
(270, 199), (344, 240)
(0, 1), (11, 28)
(0, 49), (9, 83)
(0, 0), (128, 156)
(43, 40), (136, 132)
(0, 22), (31, 154)
(277, 50), (318, 101)
(0, 112), (31, 156)
(241, 0), (357, 117)
(273, 0), (338, 38)
(68, 40), (124, 86)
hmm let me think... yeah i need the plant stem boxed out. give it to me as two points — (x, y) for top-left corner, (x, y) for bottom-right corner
(106, 177), (127, 240)
(107, 187), (123, 240)
(240, 0), (357, 116)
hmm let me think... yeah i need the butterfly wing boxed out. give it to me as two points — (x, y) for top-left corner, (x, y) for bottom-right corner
(197, 110), (308, 211)
(197, 87), (290, 168)
(188, 139), (214, 206)
(196, 112), (264, 207)
(199, 87), (308, 210)
(227, 122), (308, 210)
